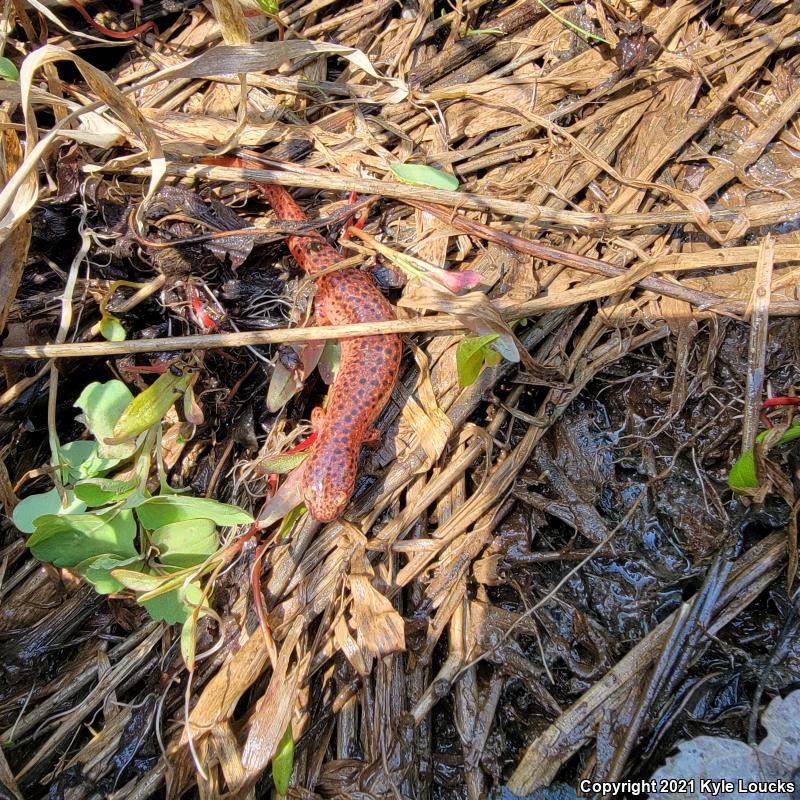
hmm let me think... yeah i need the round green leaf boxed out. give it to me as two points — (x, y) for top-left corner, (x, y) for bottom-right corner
(12, 488), (85, 534)
(149, 519), (218, 568)
(59, 440), (96, 472)
(389, 163), (459, 191)
(74, 554), (145, 594)
(75, 380), (135, 459)
(0, 57), (19, 82)
(142, 579), (206, 625)
(59, 440), (121, 481)
(28, 509), (137, 568)
(99, 316), (126, 342)
(74, 477), (139, 506)
(136, 496), (253, 529)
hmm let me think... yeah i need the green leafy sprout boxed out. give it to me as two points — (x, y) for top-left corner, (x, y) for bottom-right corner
(456, 334), (503, 387)
(12, 370), (253, 666)
(728, 423), (800, 491)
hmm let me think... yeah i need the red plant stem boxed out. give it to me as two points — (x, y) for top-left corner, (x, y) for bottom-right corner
(250, 539), (278, 668)
(283, 430), (318, 455)
(189, 285), (217, 332)
(762, 397), (800, 409)
(69, 0), (158, 39)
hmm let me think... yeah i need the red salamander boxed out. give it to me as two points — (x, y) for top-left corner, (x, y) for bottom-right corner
(216, 158), (401, 522)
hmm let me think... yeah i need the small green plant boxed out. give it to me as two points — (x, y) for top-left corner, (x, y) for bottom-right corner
(272, 724), (295, 795)
(13, 367), (253, 664)
(728, 422), (800, 491)
(0, 57), (19, 82)
(456, 333), (502, 387)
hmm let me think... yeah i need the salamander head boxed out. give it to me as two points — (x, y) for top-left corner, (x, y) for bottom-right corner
(302, 467), (355, 523)
(303, 485), (351, 523)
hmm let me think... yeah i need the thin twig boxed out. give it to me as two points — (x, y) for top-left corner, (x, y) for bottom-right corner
(109, 162), (800, 234)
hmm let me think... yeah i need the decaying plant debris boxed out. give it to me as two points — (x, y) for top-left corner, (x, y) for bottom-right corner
(1, 1), (800, 798)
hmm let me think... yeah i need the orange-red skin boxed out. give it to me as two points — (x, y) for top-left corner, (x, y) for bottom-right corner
(252, 177), (401, 522)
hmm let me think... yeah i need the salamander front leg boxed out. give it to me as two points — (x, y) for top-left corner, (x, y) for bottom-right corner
(362, 427), (382, 448)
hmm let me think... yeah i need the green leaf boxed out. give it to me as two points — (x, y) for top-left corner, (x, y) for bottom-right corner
(258, 451), (310, 476)
(136, 495), (253, 529)
(75, 380), (136, 459)
(112, 567), (207, 624)
(0, 57), (19, 81)
(278, 503), (307, 541)
(456, 334), (500, 388)
(142, 578), (205, 625)
(256, 0), (279, 13)
(181, 617), (198, 670)
(272, 724), (294, 795)
(466, 27), (504, 36)
(28, 509), (137, 568)
(74, 476), (139, 506)
(74, 554), (145, 594)
(484, 348), (502, 367)
(149, 519), (218, 568)
(111, 368), (190, 443)
(728, 423), (800, 490)
(267, 360), (301, 413)
(122, 488), (152, 509)
(59, 440), (121, 481)
(112, 569), (167, 592)
(13, 488), (86, 534)
(489, 332), (520, 363)
(99, 316), (126, 342)
(389, 163), (459, 191)
(318, 340), (340, 385)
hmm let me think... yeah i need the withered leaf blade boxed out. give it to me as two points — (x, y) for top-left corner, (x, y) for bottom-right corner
(238, 620), (308, 787)
(348, 547), (405, 661)
(0, 112), (31, 336)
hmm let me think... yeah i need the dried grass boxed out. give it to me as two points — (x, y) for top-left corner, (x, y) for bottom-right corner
(1, 1), (800, 798)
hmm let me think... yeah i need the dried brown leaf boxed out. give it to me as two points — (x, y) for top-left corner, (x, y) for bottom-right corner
(239, 620), (308, 786)
(399, 344), (452, 473)
(0, 113), (30, 336)
(137, 41), (408, 103)
(348, 546), (405, 661)
(2, 45), (166, 247)
(212, 0), (251, 45)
